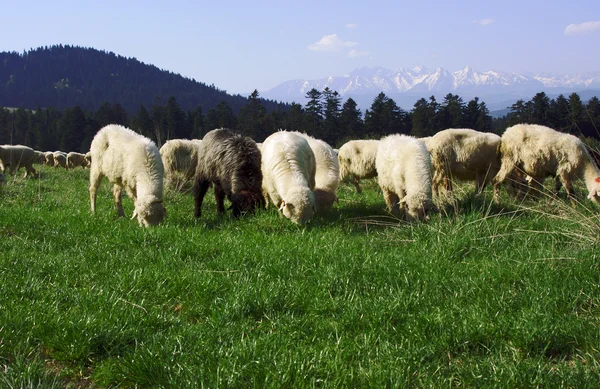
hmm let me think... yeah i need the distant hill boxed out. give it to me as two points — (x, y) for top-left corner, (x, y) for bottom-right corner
(0, 45), (283, 114)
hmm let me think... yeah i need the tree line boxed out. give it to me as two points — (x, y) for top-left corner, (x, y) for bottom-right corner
(1, 89), (598, 153)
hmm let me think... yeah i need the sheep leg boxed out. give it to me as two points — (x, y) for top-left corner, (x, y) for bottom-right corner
(112, 185), (125, 217)
(492, 163), (516, 202)
(89, 171), (103, 213)
(352, 176), (363, 194)
(554, 176), (563, 196)
(193, 179), (211, 218)
(557, 173), (576, 200)
(214, 184), (226, 215)
(383, 189), (400, 216)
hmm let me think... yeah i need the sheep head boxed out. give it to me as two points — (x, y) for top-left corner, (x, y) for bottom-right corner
(401, 195), (432, 222)
(133, 196), (167, 227)
(230, 189), (266, 217)
(279, 187), (315, 225)
(313, 188), (338, 213)
(587, 178), (600, 204)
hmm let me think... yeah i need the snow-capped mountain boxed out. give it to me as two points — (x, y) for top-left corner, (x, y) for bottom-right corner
(260, 66), (600, 111)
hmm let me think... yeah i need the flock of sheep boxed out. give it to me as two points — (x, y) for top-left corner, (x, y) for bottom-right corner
(2, 123), (599, 227)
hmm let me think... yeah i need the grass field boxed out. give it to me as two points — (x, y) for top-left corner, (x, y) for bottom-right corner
(1, 166), (600, 388)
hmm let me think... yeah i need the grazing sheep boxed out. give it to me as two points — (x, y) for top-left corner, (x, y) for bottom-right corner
(33, 150), (46, 164)
(294, 132), (340, 213)
(426, 129), (502, 197)
(89, 124), (166, 227)
(44, 151), (55, 167)
(193, 129), (265, 218)
(493, 124), (600, 203)
(338, 139), (379, 194)
(53, 151), (67, 169)
(67, 152), (90, 169)
(376, 134), (433, 222)
(0, 145), (38, 177)
(261, 131), (316, 225)
(159, 139), (202, 188)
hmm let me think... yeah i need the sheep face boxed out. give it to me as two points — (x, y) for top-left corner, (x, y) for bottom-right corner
(587, 179), (600, 204)
(134, 197), (166, 227)
(402, 196), (432, 222)
(280, 187), (315, 225)
(313, 188), (337, 213)
(230, 190), (266, 217)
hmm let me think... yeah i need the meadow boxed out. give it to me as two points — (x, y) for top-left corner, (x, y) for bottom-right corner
(1, 166), (600, 388)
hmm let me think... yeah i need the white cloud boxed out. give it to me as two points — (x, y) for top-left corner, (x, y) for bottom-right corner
(347, 49), (369, 58)
(473, 19), (494, 26)
(346, 23), (358, 29)
(564, 21), (600, 36)
(307, 34), (357, 52)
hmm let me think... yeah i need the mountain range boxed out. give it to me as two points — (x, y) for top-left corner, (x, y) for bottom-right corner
(260, 66), (600, 112)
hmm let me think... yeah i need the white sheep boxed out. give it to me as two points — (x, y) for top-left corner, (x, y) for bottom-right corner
(426, 128), (502, 197)
(0, 145), (38, 177)
(159, 139), (202, 188)
(44, 151), (55, 167)
(67, 152), (90, 169)
(337, 139), (380, 194)
(294, 132), (340, 213)
(89, 124), (166, 227)
(493, 124), (600, 203)
(53, 151), (67, 169)
(376, 134), (433, 221)
(261, 131), (316, 225)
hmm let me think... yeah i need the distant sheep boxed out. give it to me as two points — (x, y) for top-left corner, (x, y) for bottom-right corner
(493, 124), (600, 203)
(338, 139), (379, 194)
(44, 152), (55, 166)
(67, 152), (89, 169)
(0, 145), (38, 177)
(193, 129), (264, 218)
(295, 132), (340, 213)
(33, 150), (46, 164)
(376, 134), (433, 221)
(160, 139), (203, 188)
(85, 152), (92, 167)
(89, 124), (166, 227)
(53, 151), (67, 169)
(426, 129), (501, 197)
(261, 131), (316, 225)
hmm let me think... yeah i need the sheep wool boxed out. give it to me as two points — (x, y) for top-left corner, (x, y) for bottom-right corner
(89, 124), (166, 227)
(376, 134), (433, 222)
(261, 131), (316, 225)
(426, 128), (501, 197)
(0, 145), (38, 177)
(293, 132), (340, 213)
(337, 139), (379, 194)
(494, 124), (600, 203)
(193, 129), (264, 218)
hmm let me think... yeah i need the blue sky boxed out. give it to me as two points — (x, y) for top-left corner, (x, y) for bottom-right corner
(1, 0), (599, 94)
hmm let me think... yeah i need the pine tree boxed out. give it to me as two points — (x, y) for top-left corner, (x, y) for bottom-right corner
(339, 97), (363, 140)
(59, 105), (88, 151)
(134, 105), (154, 139)
(530, 92), (550, 124)
(321, 87), (341, 144)
(548, 95), (570, 132)
(568, 93), (584, 135)
(237, 89), (268, 139)
(437, 93), (464, 130)
(304, 88), (323, 137)
(166, 96), (187, 139)
(411, 97), (436, 137)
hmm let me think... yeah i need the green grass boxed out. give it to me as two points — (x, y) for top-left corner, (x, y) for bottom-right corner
(1, 167), (600, 388)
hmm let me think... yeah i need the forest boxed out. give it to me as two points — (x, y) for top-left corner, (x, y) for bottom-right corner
(0, 89), (599, 154)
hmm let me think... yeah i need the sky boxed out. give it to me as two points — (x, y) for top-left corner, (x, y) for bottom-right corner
(1, 0), (599, 94)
